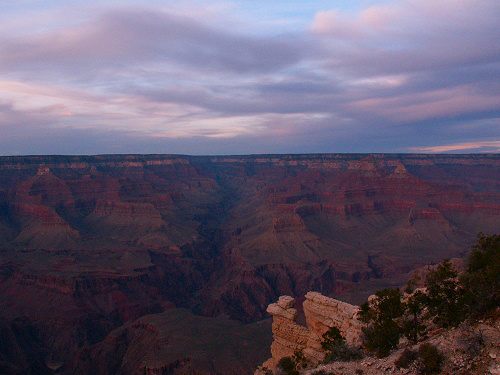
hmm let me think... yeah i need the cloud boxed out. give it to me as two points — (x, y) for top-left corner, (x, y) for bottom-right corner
(410, 141), (500, 153)
(311, 0), (500, 75)
(0, 1), (498, 155)
(0, 8), (306, 78)
(345, 85), (500, 123)
(129, 75), (344, 116)
(305, 0), (500, 140)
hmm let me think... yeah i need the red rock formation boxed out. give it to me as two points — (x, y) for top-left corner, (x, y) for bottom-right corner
(260, 293), (362, 372)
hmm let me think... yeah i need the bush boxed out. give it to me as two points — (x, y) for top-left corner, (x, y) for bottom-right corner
(395, 348), (417, 369)
(422, 234), (500, 327)
(361, 319), (401, 358)
(277, 351), (308, 375)
(359, 289), (404, 323)
(324, 342), (363, 362)
(321, 326), (344, 350)
(418, 343), (443, 374)
(355, 233), (498, 360)
(292, 350), (308, 370)
(278, 356), (297, 375)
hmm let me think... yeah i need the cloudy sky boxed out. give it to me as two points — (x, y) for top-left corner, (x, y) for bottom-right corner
(0, 0), (499, 155)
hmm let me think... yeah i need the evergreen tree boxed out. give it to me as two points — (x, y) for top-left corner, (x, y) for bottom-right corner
(462, 233), (500, 317)
(358, 288), (403, 357)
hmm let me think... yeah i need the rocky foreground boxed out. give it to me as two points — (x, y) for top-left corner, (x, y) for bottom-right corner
(0, 154), (499, 374)
(261, 293), (362, 370)
(257, 293), (500, 375)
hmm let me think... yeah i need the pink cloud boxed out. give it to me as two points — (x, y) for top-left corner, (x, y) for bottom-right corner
(311, 5), (397, 37)
(311, 0), (500, 75)
(410, 141), (500, 153)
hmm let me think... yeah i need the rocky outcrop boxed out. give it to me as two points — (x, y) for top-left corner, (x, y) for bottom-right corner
(260, 293), (362, 372)
(303, 292), (362, 346)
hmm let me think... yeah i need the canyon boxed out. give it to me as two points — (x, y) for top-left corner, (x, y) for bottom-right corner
(0, 153), (499, 374)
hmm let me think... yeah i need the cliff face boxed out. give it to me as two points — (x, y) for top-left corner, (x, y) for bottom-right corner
(261, 293), (362, 371)
(0, 153), (498, 374)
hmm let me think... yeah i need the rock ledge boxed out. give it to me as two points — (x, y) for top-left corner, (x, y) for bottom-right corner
(258, 292), (362, 372)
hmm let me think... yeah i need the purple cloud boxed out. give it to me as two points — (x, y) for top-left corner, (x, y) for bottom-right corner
(0, 8), (306, 77)
(311, 0), (500, 75)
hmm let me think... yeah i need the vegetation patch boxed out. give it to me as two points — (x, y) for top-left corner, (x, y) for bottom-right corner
(358, 233), (499, 358)
(358, 288), (404, 357)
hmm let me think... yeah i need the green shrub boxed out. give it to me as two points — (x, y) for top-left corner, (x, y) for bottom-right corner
(359, 289), (404, 324)
(278, 356), (298, 375)
(395, 348), (417, 369)
(321, 326), (344, 350)
(356, 233), (498, 360)
(361, 319), (401, 358)
(292, 350), (308, 370)
(324, 342), (363, 362)
(418, 343), (443, 374)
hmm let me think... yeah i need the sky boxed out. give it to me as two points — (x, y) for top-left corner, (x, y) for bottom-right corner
(0, 0), (499, 155)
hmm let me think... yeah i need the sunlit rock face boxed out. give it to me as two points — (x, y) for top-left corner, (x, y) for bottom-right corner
(261, 293), (362, 372)
(303, 292), (362, 346)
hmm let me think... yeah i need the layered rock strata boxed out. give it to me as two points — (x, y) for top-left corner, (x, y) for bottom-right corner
(260, 292), (362, 372)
